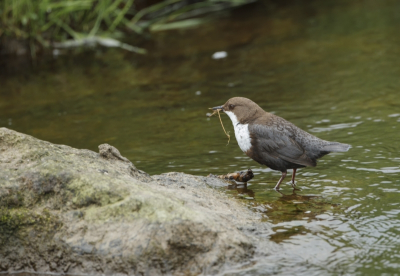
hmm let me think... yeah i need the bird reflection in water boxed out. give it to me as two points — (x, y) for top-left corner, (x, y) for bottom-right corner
(226, 182), (255, 198)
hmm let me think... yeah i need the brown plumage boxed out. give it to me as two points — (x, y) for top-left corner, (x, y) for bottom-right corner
(212, 97), (350, 190)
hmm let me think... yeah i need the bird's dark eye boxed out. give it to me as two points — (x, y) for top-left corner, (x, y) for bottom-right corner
(229, 104), (235, 110)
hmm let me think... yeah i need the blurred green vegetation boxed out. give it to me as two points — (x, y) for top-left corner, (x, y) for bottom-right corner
(0, 0), (253, 55)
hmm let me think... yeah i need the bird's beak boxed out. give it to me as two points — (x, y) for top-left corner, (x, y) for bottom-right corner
(212, 105), (223, 111)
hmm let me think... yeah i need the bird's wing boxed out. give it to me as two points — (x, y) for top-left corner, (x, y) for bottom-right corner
(249, 124), (316, 167)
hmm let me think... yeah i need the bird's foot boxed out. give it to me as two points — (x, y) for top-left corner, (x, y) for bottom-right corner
(273, 188), (285, 195)
(291, 181), (301, 190)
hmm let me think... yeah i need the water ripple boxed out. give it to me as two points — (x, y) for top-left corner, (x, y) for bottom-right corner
(346, 166), (400, 173)
(309, 121), (363, 133)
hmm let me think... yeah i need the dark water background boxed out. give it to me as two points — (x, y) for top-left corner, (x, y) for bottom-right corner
(1, 0), (400, 275)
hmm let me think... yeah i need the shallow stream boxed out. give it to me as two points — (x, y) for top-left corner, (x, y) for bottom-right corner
(1, 0), (400, 274)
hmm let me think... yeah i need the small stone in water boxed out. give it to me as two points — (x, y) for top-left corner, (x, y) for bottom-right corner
(212, 51), (227, 59)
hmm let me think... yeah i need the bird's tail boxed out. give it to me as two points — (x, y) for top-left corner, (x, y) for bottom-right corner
(321, 142), (351, 152)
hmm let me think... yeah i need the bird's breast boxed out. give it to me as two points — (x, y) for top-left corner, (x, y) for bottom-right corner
(234, 123), (252, 153)
(224, 111), (252, 153)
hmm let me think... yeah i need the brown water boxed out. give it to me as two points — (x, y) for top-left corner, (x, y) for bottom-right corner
(2, 0), (400, 275)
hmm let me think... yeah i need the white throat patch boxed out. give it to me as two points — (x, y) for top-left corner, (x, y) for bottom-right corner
(224, 111), (252, 152)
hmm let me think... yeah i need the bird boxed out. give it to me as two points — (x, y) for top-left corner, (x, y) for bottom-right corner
(212, 97), (350, 190)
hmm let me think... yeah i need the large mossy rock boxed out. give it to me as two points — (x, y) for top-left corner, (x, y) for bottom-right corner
(0, 128), (261, 275)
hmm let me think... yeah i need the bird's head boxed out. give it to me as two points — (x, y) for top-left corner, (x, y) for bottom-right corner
(212, 97), (263, 124)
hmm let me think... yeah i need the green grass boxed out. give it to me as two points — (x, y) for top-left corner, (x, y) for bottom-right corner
(0, 0), (253, 55)
(1, 0), (136, 46)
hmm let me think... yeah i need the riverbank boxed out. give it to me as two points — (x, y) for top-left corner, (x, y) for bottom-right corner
(0, 0), (255, 57)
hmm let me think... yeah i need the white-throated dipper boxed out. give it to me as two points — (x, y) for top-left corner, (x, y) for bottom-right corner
(212, 97), (350, 190)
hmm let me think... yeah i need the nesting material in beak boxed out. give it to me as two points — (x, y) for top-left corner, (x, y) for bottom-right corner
(208, 106), (230, 145)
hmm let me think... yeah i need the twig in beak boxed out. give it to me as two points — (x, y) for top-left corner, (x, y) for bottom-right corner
(208, 108), (230, 145)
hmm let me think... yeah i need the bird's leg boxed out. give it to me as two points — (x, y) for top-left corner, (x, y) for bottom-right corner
(291, 169), (301, 190)
(274, 171), (287, 190)
(291, 168), (297, 188)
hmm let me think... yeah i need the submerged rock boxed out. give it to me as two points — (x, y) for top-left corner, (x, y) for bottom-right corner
(0, 128), (266, 275)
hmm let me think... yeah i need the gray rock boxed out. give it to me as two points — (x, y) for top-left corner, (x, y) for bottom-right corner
(0, 128), (267, 275)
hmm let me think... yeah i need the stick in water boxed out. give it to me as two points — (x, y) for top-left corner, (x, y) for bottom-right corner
(208, 109), (230, 145)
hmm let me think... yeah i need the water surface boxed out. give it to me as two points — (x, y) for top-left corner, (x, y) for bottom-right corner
(1, 0), (400, 275)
